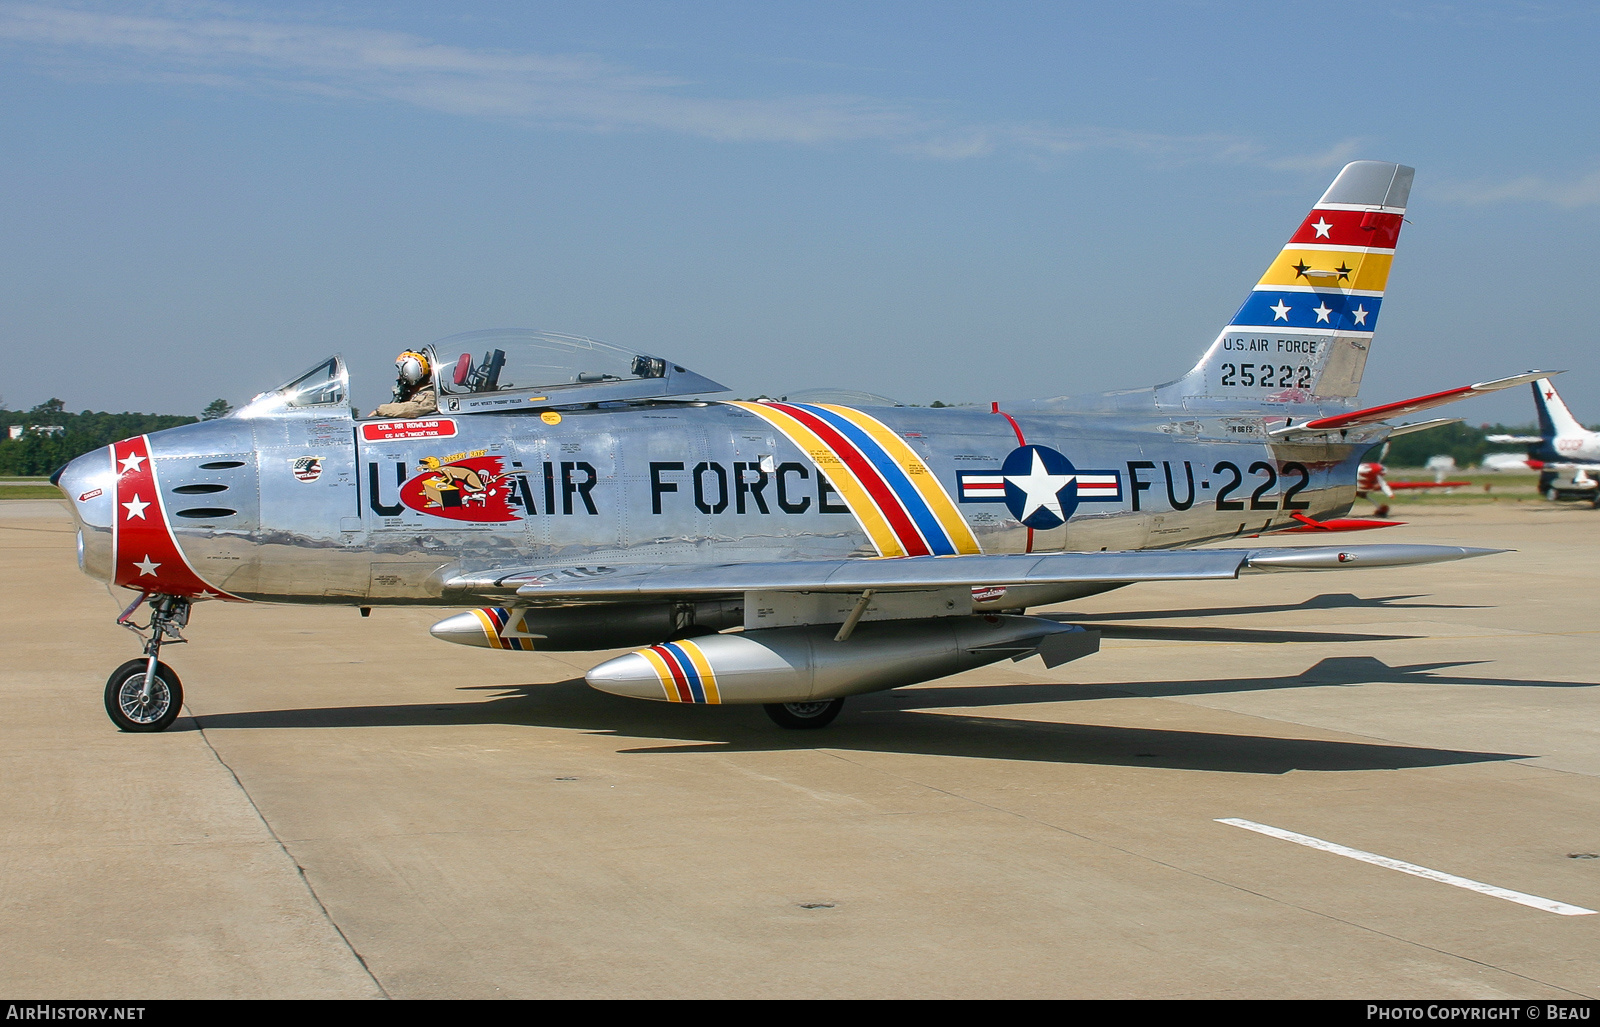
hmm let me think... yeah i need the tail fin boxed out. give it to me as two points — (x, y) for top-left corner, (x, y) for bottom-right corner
(1532, 378), (1584, 438)
(1157, 160), (1413, 408)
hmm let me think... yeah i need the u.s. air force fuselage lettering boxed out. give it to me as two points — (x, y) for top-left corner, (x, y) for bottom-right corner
(368, 458), (600, 518)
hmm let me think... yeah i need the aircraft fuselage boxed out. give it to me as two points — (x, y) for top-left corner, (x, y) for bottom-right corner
(58, 400), (1366, 607)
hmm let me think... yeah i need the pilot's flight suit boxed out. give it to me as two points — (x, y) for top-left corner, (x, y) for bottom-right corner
(374, 384), (438, 419)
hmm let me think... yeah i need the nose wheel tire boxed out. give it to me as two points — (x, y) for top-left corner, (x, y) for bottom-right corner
(104, 659), (184, 733)
(764, 699), (844, 729)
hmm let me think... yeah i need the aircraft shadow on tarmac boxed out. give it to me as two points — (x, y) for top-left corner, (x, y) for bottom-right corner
(187, 651), (1591, 775)
(1057, 591), (1486, 624)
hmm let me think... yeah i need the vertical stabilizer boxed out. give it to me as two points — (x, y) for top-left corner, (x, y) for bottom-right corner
(1532, 378), (1584, 439)
(1157, 161), (1413, 408)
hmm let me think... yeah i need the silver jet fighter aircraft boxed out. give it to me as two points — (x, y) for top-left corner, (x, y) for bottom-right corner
(55, 161), (1545, 732)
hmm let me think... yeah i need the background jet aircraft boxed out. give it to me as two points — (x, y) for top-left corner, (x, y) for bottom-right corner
(54, 161), (1541, 733)
(1486, 378), (1600, 506)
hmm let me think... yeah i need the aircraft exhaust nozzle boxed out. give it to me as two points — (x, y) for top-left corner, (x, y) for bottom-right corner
(586, 615), (1098, 705)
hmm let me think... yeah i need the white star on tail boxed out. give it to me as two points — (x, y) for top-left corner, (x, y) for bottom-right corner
(122, 495), (149, 520)
(1351, 304), (1369, 326)
(1270, 299), (1292, 321)
(134, 555), (160, 576)
(1311, 218), (1333, 238)
(1313, 302), (1333, 323)
(1005, 450), (1075, 523)
(118, 452), (146, 475)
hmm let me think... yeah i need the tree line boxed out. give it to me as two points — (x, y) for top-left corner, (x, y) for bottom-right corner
(0, 399), (228, 477)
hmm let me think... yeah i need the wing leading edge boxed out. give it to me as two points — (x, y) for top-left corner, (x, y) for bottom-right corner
(443, 544), (1502, 604)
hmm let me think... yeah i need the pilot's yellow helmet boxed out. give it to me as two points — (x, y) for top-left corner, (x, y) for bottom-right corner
(396, 350), (432, 386)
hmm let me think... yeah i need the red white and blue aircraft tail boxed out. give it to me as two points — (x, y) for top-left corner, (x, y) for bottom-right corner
(1531, 378), (1587, 440)
(1158, 160), (1413, 408)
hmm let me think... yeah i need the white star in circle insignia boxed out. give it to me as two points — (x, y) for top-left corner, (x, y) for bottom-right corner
(122, 494), (149, 520)
(134, 555), (161, 576)
(1312, 302), (1333, 323)
(1005, 449), (1076, 524)
(1269, 299), (1292, 321)
(118, 452), (146, 475)
(1351, 304), (1369, 326)
(1311, 218), (1333, 239)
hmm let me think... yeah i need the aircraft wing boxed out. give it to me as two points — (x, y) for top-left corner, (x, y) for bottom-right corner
(1269, 371), (1556, 439)
(444, 544), (1501, 604)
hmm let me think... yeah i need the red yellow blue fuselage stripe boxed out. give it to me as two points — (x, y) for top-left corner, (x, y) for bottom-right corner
(728, 401), (980, 558)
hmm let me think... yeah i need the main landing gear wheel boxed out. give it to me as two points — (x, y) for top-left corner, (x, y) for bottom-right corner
(764, 698), (845, 729)
(104, 659), (184, 733)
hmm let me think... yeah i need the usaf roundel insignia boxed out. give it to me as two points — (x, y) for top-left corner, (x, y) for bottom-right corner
(958, 445), (1123, 530)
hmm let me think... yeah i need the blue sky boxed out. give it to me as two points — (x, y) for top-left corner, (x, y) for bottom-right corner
(1, 1), (1596, 421)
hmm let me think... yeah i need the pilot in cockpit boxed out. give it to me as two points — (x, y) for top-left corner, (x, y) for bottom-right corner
(373, 350), (439, 418)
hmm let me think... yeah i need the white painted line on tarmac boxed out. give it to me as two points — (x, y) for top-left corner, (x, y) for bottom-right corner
(1217, 818), (1597, 917)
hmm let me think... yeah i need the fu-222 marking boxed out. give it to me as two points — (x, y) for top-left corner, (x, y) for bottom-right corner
(1127, 460), (1313, 514)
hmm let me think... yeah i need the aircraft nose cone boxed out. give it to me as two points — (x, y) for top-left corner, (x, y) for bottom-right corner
(585, 652), (672, 701)
(54, 446), (116, 581)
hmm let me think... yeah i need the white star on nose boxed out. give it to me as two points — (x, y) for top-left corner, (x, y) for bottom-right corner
(1313, 302), (1333, 323)
(1311, 218), (1333, 238)
(118, 452), (146, 475)
(1351, 304), (1369, 326)
(134, 555), (160, 576)
(1270, 299), (1292, 321)
(1005, 450), (1075, 523)
(122, 495), (149, 520)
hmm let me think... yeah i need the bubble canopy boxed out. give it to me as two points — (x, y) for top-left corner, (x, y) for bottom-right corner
(429, 330), (727, 413)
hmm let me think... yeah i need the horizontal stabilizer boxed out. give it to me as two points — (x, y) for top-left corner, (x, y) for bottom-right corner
(1269, 371), (1557, 438)
(1385, 417), (1463, 438)
(443, 544), (1504, 603)
(1486, 434), (1543, 443)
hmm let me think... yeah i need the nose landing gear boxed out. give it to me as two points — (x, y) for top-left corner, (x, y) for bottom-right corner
(105, 594), (190, 732)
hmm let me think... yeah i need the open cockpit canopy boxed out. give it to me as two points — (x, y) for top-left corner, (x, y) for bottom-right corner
(430, 330), (726, 413)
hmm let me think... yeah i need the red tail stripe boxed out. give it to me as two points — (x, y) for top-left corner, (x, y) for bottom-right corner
(1288, 208), (1403, 249)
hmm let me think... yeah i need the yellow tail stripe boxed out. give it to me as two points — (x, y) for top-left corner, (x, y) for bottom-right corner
(819, 404), (982, 555)
(675, 639), (721, 705)
(1256, 249), (1393, 293)
(636, 647), (682, 702)
(727, 401), (906, 557)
